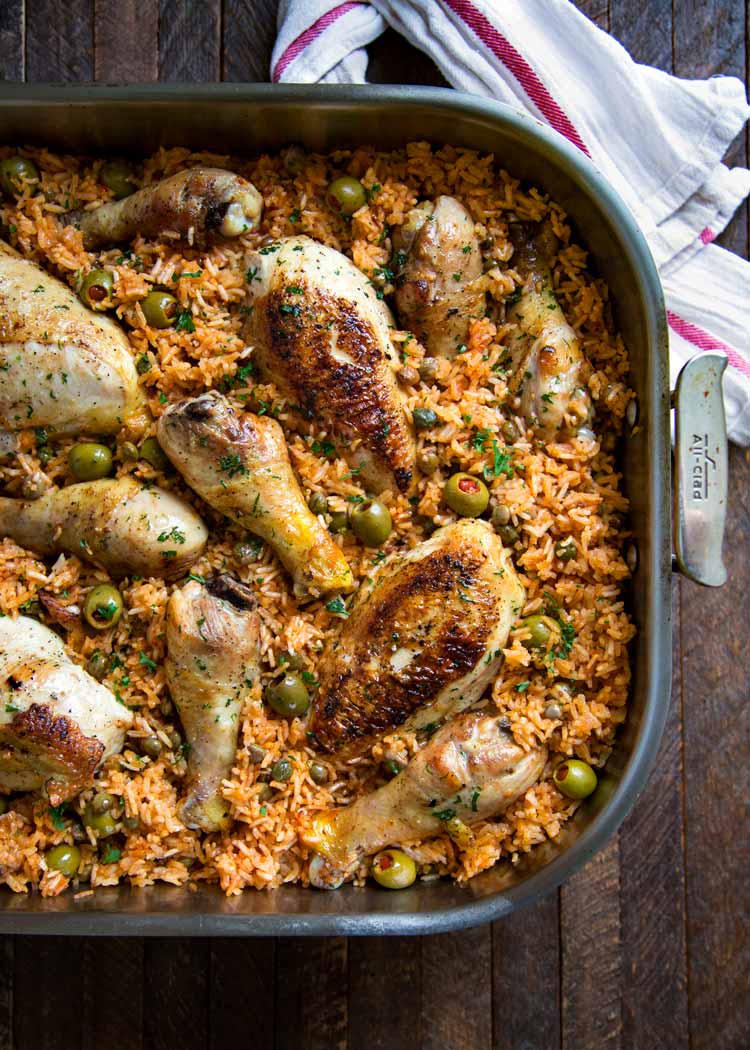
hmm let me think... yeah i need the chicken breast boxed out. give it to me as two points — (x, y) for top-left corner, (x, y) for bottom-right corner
(505, 222), (593, 439)
(302, 711), (547, 888)
(0, 616), (133, 804)
(0, 241), (144, 436)
(68, 167), (263, 250)
(0, 477), (208, 579)
(393, 196), (486, 359)
(309, 519), (525, 754)
(166, 575), (260, 833)
(157, 392), (354, 598)
(243, 235), (416, 494)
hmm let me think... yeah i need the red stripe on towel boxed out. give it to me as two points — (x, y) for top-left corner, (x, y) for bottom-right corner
(273, 2), (365, 82)
(668, 310), (750, 378)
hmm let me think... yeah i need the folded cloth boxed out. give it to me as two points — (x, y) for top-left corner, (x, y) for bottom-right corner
(272, 0), (750, 442)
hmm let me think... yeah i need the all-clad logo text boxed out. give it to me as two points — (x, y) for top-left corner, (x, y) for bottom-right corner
(690, 433), (715, 501)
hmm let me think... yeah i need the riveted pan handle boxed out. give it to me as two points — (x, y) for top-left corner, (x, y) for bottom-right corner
(673, 353), (728, 587)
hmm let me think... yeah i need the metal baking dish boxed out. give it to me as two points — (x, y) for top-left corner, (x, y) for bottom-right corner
(0, 84), (726, 935)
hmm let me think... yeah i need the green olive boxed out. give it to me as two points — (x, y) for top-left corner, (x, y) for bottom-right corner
(309, 761), (329, 785)
(418, 357), (440, 384)
(271, 757), (293, 783)
(326, 175), (367, 216)
(140, 290), (177, 329)
(329, 511), (350, 534)
(413, 407), (438, 431)
(496, 523), (520, 546)
(417, 449), (440, 475)
(308, 491), (328, 516)
(247, 744), (266, 764)
(101, 161), (135, 200)
(83, 584), (123, 630)
(519, 615), (559, 651)
(554, 537), (577, 562)
(120, 441), (139, 463)
(553, 758), (598, 800)
(79, 269), (114, 310)
(350, 499), (392, 547)
(68, 442), (113, 481)
(140, 735), (162, 759)
(83, 804), (117, 837)
(0, 156), (39, 196)
(266, 674), (310, 718)
(371, 849), (417, 889)
(138, 436), (170, 471)
(91, 792), (118, 815)
(45, 843), (80, 877)
(443, 473), (490, 517)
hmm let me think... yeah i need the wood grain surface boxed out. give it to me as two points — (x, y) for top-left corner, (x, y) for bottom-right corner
(1, 1), (748, 1047)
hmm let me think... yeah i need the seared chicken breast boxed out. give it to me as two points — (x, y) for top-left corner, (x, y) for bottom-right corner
(0, 477), (208, 579)
(68, 167), (263, 250)
(157, 392), (354, 597)
(506, 222), (592, 439)
(243, 235), (416, 494)
(309, 519), (525, 753)
(166, 575), (260, 833)
(0, 241), (144, 435)
(393, 196), (486, 359)
(0, 616), (133, 804)
(302, 711), (547, 887)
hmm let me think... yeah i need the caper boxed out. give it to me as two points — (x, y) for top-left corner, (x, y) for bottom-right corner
(329, 511), (350, 534)
(45, 843), (80, 877)
(83, 584), (123, 630)
(398, 365), (420, 386)
(123, 814), (140, 830)
(308, 491), (329, 516)
(349, 499), (392, 547)
(168, 729), (182, 751)
(371, 849), (417, 889)
(121, 441), (139, 463)
(139, 436), (170, 471)
(553, 758), (598, 800)
(502, 419), (522, 443)
(91, 792), (118, 814)
(543, 702), (563, 721)
(496, 524), (520, 546)
(257, 783), (273, 802)
(140, 735), (162, 759)
(83, 804), (117, 837)
(21, 471), (48, 501)
(234, 539), (260, 564)
(554, 537), (577, 562)
(69, 442), (113, 481)
(443, 473), (490, 517)
(417, 449), (440, 475)
(0, 156), (39, 196)
(247, 744), (266, 764)
(266, 674), (310, 718)
(519, 614), (559, 651)
(38, 446), (54, 466)
(140, 290), (177, 329)
(326, 175), (366, 216)
(418, 357), (439, 384)
(491, 502), (511, 528)
(79, 269), (114, 310)
(271, 758), (293, 783)
(309, 761), (329, 785)
(413, 407), (438, 431)
(101, 161), (135, 200)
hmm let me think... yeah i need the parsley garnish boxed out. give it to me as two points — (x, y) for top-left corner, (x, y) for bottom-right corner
(174, 308), (195, 333)
(219, 454), (245, 477)
(434, 808), (456, 821)
(138, 651), (157, 672)
(325, 596), (349, 618)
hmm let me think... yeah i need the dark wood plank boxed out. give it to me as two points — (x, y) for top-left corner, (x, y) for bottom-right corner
(347, 936), (421, 1050)
(143, 939), (209, 1050)
(680, 445), (750, 1050)
(492, 895), (561, 1050)
(422, 927), (492, 1050)
(14, 936), (85, 1050)
(82, 939), (144, 1050)
(0, 0), (24, 81)
(222, 0), (278, 82)
(26, 0), (93, 82)
(368, 29), (449, 87)
(561, 840), (622, 1049)
(209, 938), (275, 1050)
(575, 0), (610, 31)
(619, 579), (689, 1049)
(274, 938), (347, 1050)
(159, 0), (220, 82)
(610, 0), (671, 71)
(94, 0), (158, 81)
(0, 937), (13, 1050)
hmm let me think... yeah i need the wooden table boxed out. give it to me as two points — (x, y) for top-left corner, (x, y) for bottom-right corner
(0, 2), (747, 1047)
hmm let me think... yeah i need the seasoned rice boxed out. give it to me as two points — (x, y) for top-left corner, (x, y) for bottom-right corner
(0, 141), (634, 896)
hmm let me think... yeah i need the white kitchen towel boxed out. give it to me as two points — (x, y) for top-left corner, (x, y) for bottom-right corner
(272, 0), (750, 443)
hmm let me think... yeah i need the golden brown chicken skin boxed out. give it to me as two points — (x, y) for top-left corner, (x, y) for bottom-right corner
(157, 392), (354, 597)
(309, 519), (525, 754)
(393, 195), (486, 359)
(244, 236), (416, 494)
(505, 221), (593, 439)
(68, 167), (263, 250)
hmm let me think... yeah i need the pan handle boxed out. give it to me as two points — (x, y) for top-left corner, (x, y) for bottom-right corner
(672, 353), (728, 587)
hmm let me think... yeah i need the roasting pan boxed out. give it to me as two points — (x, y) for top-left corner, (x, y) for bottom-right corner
(0, 84), (727, 935)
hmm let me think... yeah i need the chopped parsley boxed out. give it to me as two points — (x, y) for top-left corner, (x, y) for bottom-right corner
(516, 681), (530, 692)
(157, 526), (186, 544)
(434, 808), (456, 821)
(49, 803), (67, 830)
(174, 308), (195, 333)
(289, 208), (301, 223)
(311, 439), (336, 458)
(138, 651), (158, 672)
(218, 454), (245, 477)
(100, 845), (122, 865)
(325, 596), (349, 618)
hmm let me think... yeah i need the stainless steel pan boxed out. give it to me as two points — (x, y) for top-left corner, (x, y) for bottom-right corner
(0, 84), (726, 935)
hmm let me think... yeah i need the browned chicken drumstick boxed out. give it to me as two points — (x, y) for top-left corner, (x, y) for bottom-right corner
(301, 711), (547, 888)
(68, 167), (263, 250)
(393, 195), (486, 359)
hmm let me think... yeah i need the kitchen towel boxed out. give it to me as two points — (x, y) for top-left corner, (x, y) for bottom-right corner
(272, 0), (750, 443)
